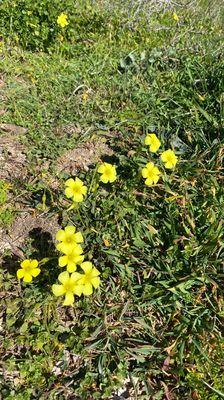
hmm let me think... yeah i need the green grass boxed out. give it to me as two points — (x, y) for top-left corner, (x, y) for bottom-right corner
(0, 1), (224, 399)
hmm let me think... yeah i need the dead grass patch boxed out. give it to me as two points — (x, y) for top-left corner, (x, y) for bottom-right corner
(0, 134), (27, 180)
(56, 139), (113, 175)
(0, 212), (60, 256)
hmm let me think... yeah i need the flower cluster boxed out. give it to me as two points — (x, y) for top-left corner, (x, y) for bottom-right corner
(64, 163), (117, 206)
(142, 133), (178, 187)
(17, 225), (101, 306)
(53, 225), (101, 305)
(16, 130), (179, 306)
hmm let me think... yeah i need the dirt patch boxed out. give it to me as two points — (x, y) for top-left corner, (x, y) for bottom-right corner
(0, 134), (27, 180)
(54, 123), (82, 139)
(56, 139), (113, 175)
(0, 212), (60, 256)
(0, 124), (28, 135)
(0, 78), (5, 88)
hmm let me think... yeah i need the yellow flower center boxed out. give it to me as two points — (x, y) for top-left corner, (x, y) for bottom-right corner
(65, 236), (73, 244)
(23, 264), (31, 272)
(166, 155), (174, 163)
(64, 280), (74, 292)
(82, 273), (92, 285)
(104, 168), (112, 177)
(67, 253), (75, 262)
(147, 171), (155, 178)
(72, 184), (81, 194)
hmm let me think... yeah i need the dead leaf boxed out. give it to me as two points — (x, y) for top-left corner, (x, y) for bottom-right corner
(0, 109), (6, 116)
(165, 339), (178, 355)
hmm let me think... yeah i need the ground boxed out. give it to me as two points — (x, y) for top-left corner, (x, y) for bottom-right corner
(0, 1), (224, 399)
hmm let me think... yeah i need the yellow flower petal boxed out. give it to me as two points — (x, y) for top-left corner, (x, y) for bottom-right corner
(153, 175), (160, 184)
(81, 186), (87, 195)
(109, 175), (116, 182)
(76, 255), (85, 264)
(91, 267), (100, 277)
(74, 232), (84, 243)
(31, 268), (41, 277)
(73, 284), (83, 297)
(100, 175), (109, 184)
(145, 178), (154, 186)
(21, 259), (30, 269)
(165, 161), (174, 169)
(52, 284), (65, 296)
(66, 263), (77, 273)
(56, 242), (72, 254)
(73, 193), (84, 202)
(17, 269), (25, 279)
(63, 292), (74, 306)
(153, 166), (160, 175)
(97, 164), (106, 174)
(56, 230), (66, 242)
(141, 168), (148, 178)
(71, 272), (83, 282)
(65, 187), (74, 198)
(30, 260), (38, 269)
(146, 162), (155, 170)
(75, 177), (83, 185)
(59, 255), (68, 267)
(144, 136), (151, 145)
(58, 271), (70, 284)
(91, 276), (100, 289)
(72, 244), (83, 254)
(65, 226), (76, 235)
(82, 283), (93, 296)
(66, 255), (84, 272)
(65, 178), (75, 187)
(23, 273), (32, 283)
(81, 261), (93, 274)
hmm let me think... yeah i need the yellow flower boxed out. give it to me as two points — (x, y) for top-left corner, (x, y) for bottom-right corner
(141, 162), (161, 186)
(144, 133), (161, 152)
(97, 163), (117, 183)
(56, 226), (84, 254)
(79, 262), (101, 296)
(161, 149), (178, 169)
(59, 244), (84, 273)
(65, 178), (87, 203)
(52, 271), (83, 306)
(173, 12), (179, 22)
(17, 259), (40, 283)
(57, 13), (69, 28)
